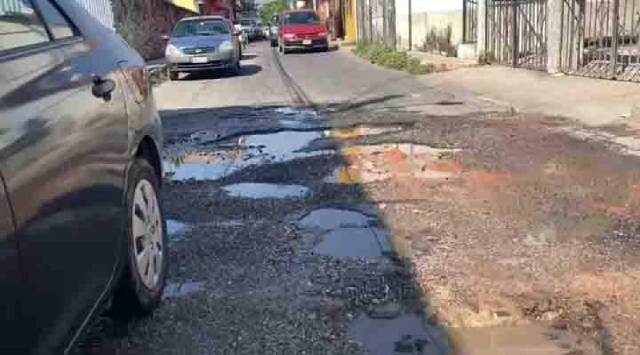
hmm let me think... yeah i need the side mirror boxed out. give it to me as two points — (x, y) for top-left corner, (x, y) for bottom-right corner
(161, 34), (170, 40)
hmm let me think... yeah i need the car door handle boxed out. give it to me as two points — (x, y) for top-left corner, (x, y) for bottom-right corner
(91, 75), (116, 101)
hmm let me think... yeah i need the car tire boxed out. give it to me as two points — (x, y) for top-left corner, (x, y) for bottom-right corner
(111, 158), (167, 319)
(169, 71), (179, 81)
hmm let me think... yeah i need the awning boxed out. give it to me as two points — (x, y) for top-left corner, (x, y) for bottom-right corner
(166, 0), (199, 13)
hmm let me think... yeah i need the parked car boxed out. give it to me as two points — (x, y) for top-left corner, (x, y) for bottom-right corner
(240, 18), (258, 41)
(165, 16), (241, 80)
(0, 0), (167, 353)
(269, 14), (280, 47)
(278, 10), (329, 54)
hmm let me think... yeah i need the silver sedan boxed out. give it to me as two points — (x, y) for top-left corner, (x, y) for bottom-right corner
(165, 16), (241, 80)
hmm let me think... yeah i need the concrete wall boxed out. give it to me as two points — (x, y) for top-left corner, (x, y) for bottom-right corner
(395, 0), (463, 51)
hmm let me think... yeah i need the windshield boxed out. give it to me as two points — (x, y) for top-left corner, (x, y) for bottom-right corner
(284, 12), (320, 25)
(172, 19), (229, 37)
(240, 20), (253, 26)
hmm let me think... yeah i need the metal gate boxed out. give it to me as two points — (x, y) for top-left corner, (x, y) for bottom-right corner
(560, 0), (640, 81)
(486, 0), (548, 70)
(464, 0), (479, 43)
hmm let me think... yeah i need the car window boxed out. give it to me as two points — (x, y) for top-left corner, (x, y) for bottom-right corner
(35, 0), (75, 39)
(284, 12), (320, 25)
(172, 19), (229, 37)
(0, 0), (50, 52)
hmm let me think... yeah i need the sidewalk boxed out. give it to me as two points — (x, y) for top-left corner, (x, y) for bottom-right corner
(424, 65), (640, 128)
(409, 51), (478, 72)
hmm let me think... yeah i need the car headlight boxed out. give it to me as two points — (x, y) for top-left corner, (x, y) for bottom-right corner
(165, 44), (182, 57)
(283, 33), (297, 40)
(219, 41), (234, 51)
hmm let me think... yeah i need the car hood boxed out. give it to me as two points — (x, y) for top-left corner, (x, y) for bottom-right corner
(169, 34), (229, 49)
(283, 24), (325, 35)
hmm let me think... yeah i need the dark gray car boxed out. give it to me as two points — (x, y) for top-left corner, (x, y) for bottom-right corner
(0, 0), (167, 353)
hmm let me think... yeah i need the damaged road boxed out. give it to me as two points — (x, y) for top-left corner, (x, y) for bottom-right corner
(77, 42), (639, 355)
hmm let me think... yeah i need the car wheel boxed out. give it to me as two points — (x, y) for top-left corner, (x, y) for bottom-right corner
(169, 71), (179, 81)
(112, 158), (167, 318)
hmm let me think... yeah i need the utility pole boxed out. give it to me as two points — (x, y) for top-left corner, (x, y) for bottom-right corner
(408, 0), (412, 50)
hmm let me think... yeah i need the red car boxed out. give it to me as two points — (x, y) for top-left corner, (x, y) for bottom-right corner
(278, 10), (329, 54)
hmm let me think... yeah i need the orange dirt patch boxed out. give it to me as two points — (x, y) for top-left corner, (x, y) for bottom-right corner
(466, 171), (512, 186)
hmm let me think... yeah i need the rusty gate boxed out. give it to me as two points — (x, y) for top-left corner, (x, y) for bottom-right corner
(560, 0), (640, 81)
(486, 0), (548, 70)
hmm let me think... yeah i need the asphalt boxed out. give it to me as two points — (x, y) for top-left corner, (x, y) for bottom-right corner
(75, 40), (640, 355)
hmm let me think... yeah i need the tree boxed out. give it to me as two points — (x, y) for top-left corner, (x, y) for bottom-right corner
(258, 0), (288, 24)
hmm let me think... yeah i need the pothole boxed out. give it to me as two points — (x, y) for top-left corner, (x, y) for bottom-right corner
(295, 209), (392, 258)
(324, 143), (461, 184)
(349, 313), (443, 355)
(222, 183), (310, 199)
(167, 219), (188, 242)
(450, 323), (598, 355)
(164, 130), (334, 181)
(163, 280), (204, 300)
(298, 208), (376, 230)
(313, 227), (390, 257)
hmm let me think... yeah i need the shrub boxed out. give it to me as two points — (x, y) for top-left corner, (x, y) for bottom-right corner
(354, 41), (436, 75)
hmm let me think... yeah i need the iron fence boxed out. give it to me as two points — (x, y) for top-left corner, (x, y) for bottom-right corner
(561, 0), (640, 81)
(356, 0), (396, 46)
(464, 0), (478, 43)
(486, 0), (548, 70)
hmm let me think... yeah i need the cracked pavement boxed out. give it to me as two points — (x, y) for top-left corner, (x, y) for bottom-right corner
(76, 41), (640, 355)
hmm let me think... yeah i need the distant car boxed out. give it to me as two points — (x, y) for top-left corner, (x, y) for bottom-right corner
(165, 16), (241, 80)
(240, 18), (258, 40)
(269, 14), (280, 47)
(278, 10), (329, 54)
(0, 0), (166, 353)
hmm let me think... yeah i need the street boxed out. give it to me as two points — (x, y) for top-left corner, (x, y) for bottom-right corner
(77, 40), (640, 355)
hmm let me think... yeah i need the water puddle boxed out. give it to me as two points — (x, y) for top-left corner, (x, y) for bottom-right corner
(167, 219), (188, 242)
(298, 208), (376, 230)
(296, 209), (392, 258)
(451, 323), (598, 355)
(163, 280), (204, 299)
(164, 130), (333, 181)
(349, 313), (444, 355)
(222, 183), (310, 199)
(313, 227), (391, 257)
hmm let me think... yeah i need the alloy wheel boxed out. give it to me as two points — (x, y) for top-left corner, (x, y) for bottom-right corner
(131, 179), (163, 290)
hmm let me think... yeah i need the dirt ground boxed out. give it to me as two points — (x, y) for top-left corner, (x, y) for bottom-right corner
(329, 110), (640, 354)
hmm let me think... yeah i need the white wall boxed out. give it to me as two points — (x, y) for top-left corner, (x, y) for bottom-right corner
(397, 0), (463, 16)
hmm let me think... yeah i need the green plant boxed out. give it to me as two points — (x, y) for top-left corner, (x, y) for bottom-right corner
(354, 41), (437, 75)
(419, 25), (456, 57)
